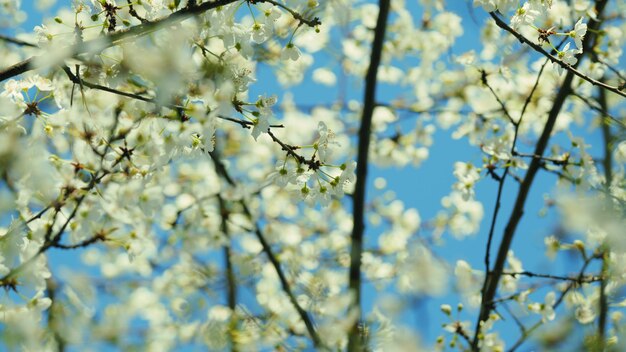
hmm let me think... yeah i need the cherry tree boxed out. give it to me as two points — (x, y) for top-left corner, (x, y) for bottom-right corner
(0, 0), (624, 350)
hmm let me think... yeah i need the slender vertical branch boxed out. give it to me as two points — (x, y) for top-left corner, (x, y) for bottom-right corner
(347, 0), (390, 350)
(471, 2), (608, 350)
(597, 81), (612, 347)
(46, 278), (66, 352)
(218, 195), (238, 351)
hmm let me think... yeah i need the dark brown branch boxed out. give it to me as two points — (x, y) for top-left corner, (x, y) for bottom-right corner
(266, 129), (306, 164)
(479, 69), (517, 126)
(512, 151), (573, 165)
(571, 92), (625, 128)
(0, 34), (38, 47)
(0, 171), (106, 285)
(63, 66), (286, 131)
(62, 65), (162, 105)
(126, 0), (148, 23)
(594, 55), (626, 83)
(218, 195), (239, 352)
(597, 79), (612, 347)
(218, 115), (284, 129)
(501, 271), (601, 283)
(347, 0), (390, 350)
(53, 232), (107, 249)
(45, 278), (67, 352)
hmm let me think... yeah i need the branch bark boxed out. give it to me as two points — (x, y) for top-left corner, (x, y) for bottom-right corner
(347, 0), (390, 350)
(218, 195), (239, 352)
(597, 79), (612, 348)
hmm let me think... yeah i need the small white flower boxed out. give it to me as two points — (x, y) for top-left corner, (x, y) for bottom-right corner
(295, 183), (311, 202)
(268, 160), (293, 187)
(339, 161), (356, 183)
(315, 121), (339, 162)
(281, 43), (301, 61)
(310, 183), (332, 206)
(312, 68), (337, 86)
(251, 22), (270, 44)
(260, 4), (281, 24)
(27, 75), (54, 92)
(453, 162), (481, 201)
(251, 114), (270, 141)
(474, 0), (498, 12)
(575, 303), (596, 324)
(1, 79), (28, 101)
(569, 18), (588, 50)
(474, 0), (516, 12)
(256, 94), (277, 115)
(510, 2), (541, 29)
(528, 291), (556, 322)
(182, 133), (204, 156)
(34, 25), (53, 45)
(555, 43), (579, 75)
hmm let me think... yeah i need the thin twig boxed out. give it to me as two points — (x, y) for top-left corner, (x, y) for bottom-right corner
(570, 92), (625, 128)
(501, 271), (601, 283)
(0, 34), (38, 47)
(479, 69), (517, 126)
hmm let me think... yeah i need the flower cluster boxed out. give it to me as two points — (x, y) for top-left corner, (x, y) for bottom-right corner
(268, 121), (355, 206)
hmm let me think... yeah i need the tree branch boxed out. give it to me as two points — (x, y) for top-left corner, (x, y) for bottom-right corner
(501, 270), (601, 283)
(218, 194), (239, 352)
(597, 79), (612, 347)
(0, 34), (38, 47)
(347, 0), (390, 350)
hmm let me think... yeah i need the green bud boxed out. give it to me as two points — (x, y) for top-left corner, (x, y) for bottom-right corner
(440, 304), (452, 316)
